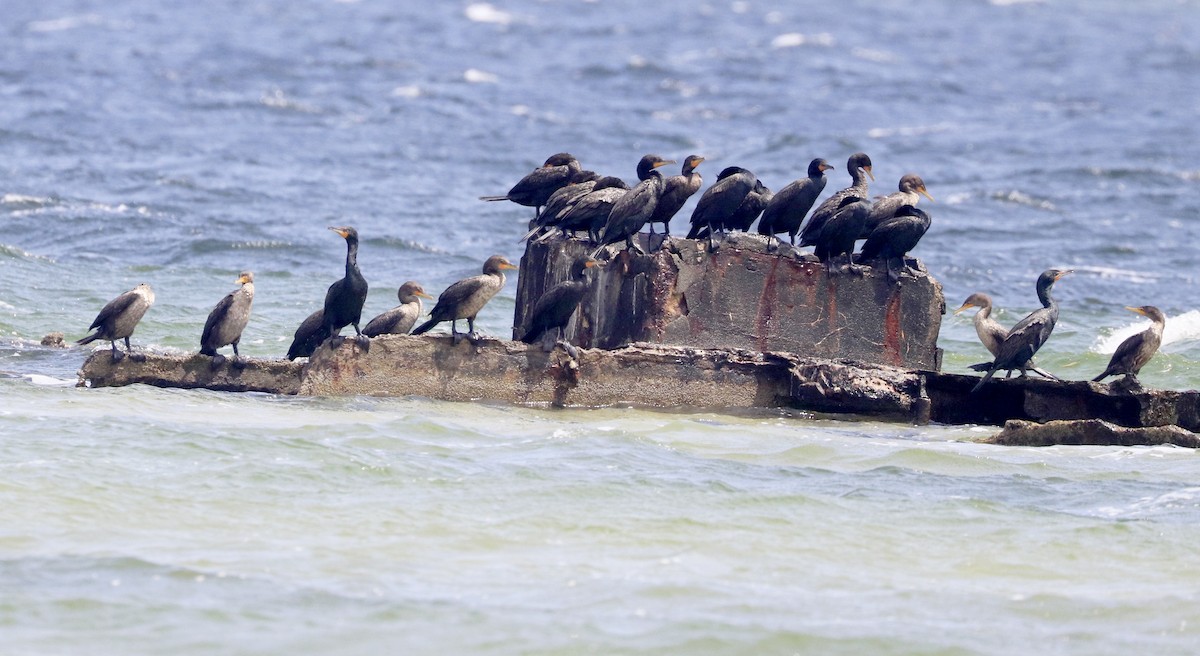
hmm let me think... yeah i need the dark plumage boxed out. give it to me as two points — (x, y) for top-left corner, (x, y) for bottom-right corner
(480, 153), (581, 219)
(971, 269), (1072, 393)
(1093, 306), (1166, 385)
(518, 170), (600, 243)
(322, 226), (370, 352)
(412, 255), (517, 343)
(200, 271), (255, 369)
(757, 158), (833, 249)
(726, 179), (772, 232)
(811, 197), (871, 272)
(685, 166), (756, 246)
(800, 152), (873, 247)
(519, 258), (596, 347)
(857, 205), (932, 282)
(647, 155), (705, 237)
(77, 282), (156, 362)
(363, 281), (433, 337)
(286, 309), (325, 361)
(860, 173), (934, 238)
(591, 154), (675, 257)
(544, 176), (629, 243)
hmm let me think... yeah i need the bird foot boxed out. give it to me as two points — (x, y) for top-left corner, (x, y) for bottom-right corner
(555, 340), (580, 360)
(209, 354), (227, 370)
(329, 335), (346, 350)
(111, 350), (126, 363)
(231, 356), (247, 370)
(355, 335), (371, 352)
(129, 352), (146, 363)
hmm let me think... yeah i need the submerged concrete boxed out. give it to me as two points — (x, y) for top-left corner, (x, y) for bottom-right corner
(989, 419), (1200, 448)
(514, 233), (945, 370)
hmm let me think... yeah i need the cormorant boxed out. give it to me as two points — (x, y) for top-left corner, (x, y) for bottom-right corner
(480, 152), (581, 219)
(685, 166), (756, 248)
(200, 271), (255, 369)
(519, 257), (596, 348)
(591, 154), (674, 257)
(286, 309), (324, 361)
(955, 292), (1006, 358)
(726, 178), (772, 232)
(647, 155), (704, 237)
(860, 173), (934, 238)
(363, 281), (434, 337)
(857, 205), (932, 282)
(1093, 305), (1167, 385)
(322, 226), (370, 352)
(971, 269), (1072, 393)
(518, 169), (600, 243)
(77, 282), (155, 362)
(412, 255), (518, 343)
(545, 176), (630, 243)
(811, 197), (871, 272)
(757, 158), (833, 249)
(800, 152), (873, 248)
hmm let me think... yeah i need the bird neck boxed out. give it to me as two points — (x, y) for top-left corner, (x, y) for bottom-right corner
(850, 167), (870, 189)
(344, 239), (359, 275)
(1036, 284), (1056, 309)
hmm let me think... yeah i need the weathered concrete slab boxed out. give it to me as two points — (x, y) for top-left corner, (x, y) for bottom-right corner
(514, 233), (945, 370)
(78, 353), (303, 394)
(988, 419), (1200, 448)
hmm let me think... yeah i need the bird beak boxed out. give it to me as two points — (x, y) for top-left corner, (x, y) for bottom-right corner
(417, 291), (434, 300)
(328, 226), (350, 238)
(918, 187), (935, 202)
(1125, 306), (1147, 316)
(693, 157), (706, 166)
(236, 274), (251, 284)
(654, 159), (676, 168)
(863, 165), (875, 182)
(584, 260), (597, 269)
(953, 303), (973, 315)
(1055, 270), (1074, 280)
(821, 163), (835, 172)
(500, 262), (519, 270)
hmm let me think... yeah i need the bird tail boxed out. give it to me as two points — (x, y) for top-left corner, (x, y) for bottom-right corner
(479, 195), (509, 202)
(518, 226), (542, 243)
(968, 361), (993, 372)
(1092, 370), (1110, 383)
(589, 244), (608, 260)
(533, 229), (559, 245)
(411, 318), (438, 335)
(969, 366), (999, 394)
(685, 223), (702, 239)
(77, 333), (99, 345)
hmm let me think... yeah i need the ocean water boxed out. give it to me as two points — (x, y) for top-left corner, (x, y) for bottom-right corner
(2, 0), (1200, 653)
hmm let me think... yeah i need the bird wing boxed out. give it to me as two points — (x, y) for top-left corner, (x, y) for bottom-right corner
(994, 307), (1057, 366)
(201, 291), (236, 345)
(89, 291), (140, 330)
(430, 275), (487, 319)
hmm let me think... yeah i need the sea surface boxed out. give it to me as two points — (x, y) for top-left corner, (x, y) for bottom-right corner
(2, 0), (1199, 654)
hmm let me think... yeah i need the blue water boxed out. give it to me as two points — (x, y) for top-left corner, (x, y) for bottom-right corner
(2, 1), (1200, 654)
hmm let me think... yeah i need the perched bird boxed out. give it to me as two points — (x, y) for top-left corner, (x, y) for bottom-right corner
(686, 166), (757, 248)
(955, 292), (1007, 358)
(321, 226), (370, 352)
(591, 154), (675, 257)
(857, 205), (932, 282)
(971, 269), (1072, 393)
(519, 257), (596, 348)
(647, 155), (705, 237)
(286, 309), (325, 361)
(541, 176), (629, 243)
(810, 197), (871, 272)
(77, 282), (155, 362)
(363, 281), (434, 337)
(800, 152), (873, 248)
(757, 158), (833, 249)
(412, 255), (518, 343)
(517, 170), (600, 243)
(200, 271), (255, 369)
(860, 173), (934, 238)
(480, 152), (581, 220)
(1093, 305), (1167, 385)
(725, 179), (773, 232)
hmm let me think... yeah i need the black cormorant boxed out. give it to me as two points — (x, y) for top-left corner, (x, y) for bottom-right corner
(77, 282), (156, 362)
(757, 158), (833, 249)
(480, 153), (581, 219)
(286, 309), (324, 361)
(545, 176), (630, 243)
(800, 152), (873, 248)
(1093, 305), (1166, 385)
(519, 257), (596, 348)
(647, 155), (705, 237)
(971, 269), (1072, 393)
(200, 271), (255, 369)
(857, 205), (932, 282)
(685, 166), (756, 248)
(811, 197), (871, 272)
(363, 281), (434, 337)
(412, 255), (517, 344)
(518, 170), (600, 243)
(322, 226), (370, 352)
(591, 154), (675, 257)
(860, 173), (934, 238)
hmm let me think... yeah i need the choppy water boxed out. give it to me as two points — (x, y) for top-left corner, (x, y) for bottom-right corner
(2, 0), (1200, 653)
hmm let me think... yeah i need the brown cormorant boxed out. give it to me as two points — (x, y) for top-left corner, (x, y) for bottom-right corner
(77, 282), (155, 362)
(955, 292), (1007, 358)
(857, 205), (932, 282)
(363, 281), (434, 337)
(322, 226), (370, 352)
(647, 155), (705, 237)
(286, 309), (324, 361)
(757, 158), (833, 249)
(200, 271), (255, 369)
(685, 166), (756, 248)
(1093, 306), (1166, 385)
(519, 257), (596, 348)
(480, 153), (581, 219)
(412, 255), (517, 344)
(800, 152), (873, 248)
(860, 173), (934, 238)
(971, 269), (1072, 393)
(591, 154), (674, 257)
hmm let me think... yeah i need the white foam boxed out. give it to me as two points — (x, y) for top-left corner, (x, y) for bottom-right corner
(770, 33), (834, 49)
(464, 69), (498, 84)
(26, 374), (74, 387)
(27, 14), (104, 33)
(465, 4), (511, 25)
(1092, 309), (1200, 354)
(390, 85), (421, 99)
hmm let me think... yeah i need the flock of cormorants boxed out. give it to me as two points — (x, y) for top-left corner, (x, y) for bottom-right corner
(75, 149), (1166, 391)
